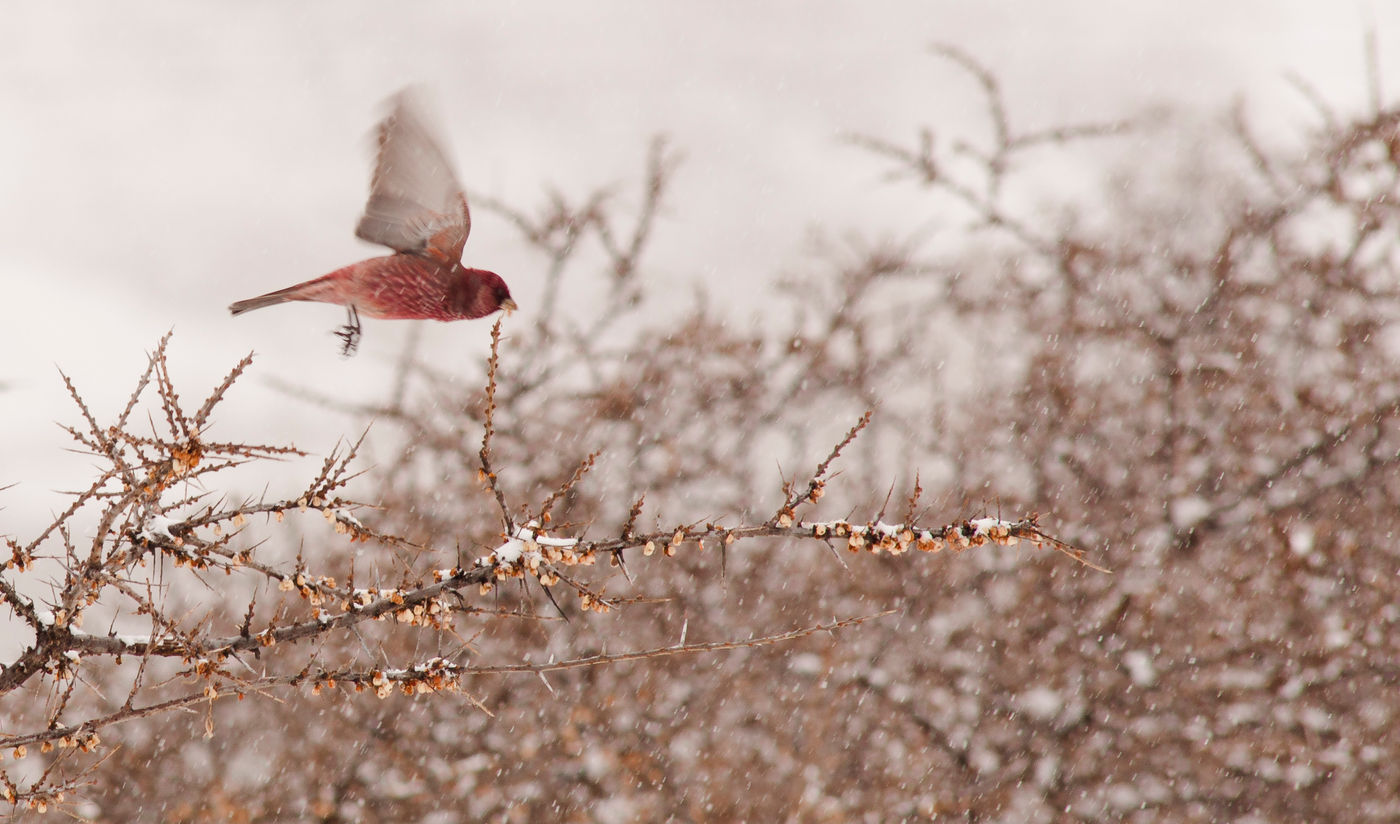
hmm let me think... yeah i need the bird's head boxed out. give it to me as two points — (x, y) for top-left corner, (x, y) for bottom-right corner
(456, 269), (516, 318)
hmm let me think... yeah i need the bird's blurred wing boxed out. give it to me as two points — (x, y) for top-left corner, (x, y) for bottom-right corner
(354, 90), (471, 264)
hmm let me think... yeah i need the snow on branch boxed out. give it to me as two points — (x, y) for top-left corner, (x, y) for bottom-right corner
(0, 333), (1096, 815)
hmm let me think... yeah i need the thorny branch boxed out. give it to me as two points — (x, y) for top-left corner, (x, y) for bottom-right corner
(0, 612), (894, 759)
(0, 329), (1094, 811)
(478, 318), (513, 535)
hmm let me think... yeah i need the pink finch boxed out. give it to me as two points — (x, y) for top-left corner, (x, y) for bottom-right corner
(229, 90), (514, 354)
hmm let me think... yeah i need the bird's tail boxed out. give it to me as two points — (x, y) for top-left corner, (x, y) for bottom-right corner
(229, 288), (296, 316)
(229, 275), (338, 316)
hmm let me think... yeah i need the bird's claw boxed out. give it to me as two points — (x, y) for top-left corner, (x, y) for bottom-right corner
(334, 325), (361, 357)
(335, 306), (362, 357)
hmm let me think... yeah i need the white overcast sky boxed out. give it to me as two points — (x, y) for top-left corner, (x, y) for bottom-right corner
(1, 1), (1397, 536)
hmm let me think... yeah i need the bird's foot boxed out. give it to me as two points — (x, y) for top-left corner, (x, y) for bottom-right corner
(335, 306), (362, 357)
(334, 324), (361, 357)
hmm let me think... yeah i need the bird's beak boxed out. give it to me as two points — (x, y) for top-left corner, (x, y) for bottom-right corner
(500, 298), (518, 315)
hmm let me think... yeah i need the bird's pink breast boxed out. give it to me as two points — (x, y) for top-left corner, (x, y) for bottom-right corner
(350, 257), (460, 320)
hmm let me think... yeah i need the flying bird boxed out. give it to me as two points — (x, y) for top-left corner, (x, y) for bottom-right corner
(229, 90), (514, 355)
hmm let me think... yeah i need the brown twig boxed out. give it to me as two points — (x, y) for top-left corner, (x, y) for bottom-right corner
(478, 319), (514, 535)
